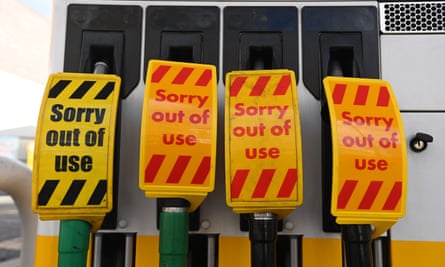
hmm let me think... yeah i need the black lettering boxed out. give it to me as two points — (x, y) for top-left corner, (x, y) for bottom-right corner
(64, 107), (76, 122)
(55, 155), (67, 172)
(50, 104), (63, 121)
(68, 155), (80, 171)
(46, 130), (58, 146)
(54, 155), (93, 172)
(82, 156), (93, 171)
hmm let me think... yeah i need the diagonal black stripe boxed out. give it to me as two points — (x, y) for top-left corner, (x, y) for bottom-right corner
(87, 180), (107, 205)
(38, 180), (59, 206)
(95, 82), (115, 100)
(49, 80), (71, 98)
(70, 81), (95, 99)
(61, 180), (86, 205)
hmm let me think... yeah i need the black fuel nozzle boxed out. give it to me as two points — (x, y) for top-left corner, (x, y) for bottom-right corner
(342, 224), (374, 267)
(249, 212), (278, 267)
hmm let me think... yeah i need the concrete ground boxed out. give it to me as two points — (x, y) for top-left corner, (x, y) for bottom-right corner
(0, 258), (19, 267)
(0, 194), (21, 266)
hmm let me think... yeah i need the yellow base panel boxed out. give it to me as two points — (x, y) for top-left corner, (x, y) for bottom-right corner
(34, 235), (58, 267)
(135, 235), (159, 265)
(218, 236), (251, 267)
(34, 235), (92, 267)
(34, 235), (445, 267)
(303, 238), (342, 267)
(392, 240), (445, 267)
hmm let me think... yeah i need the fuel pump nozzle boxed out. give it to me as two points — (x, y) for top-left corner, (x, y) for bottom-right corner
(249, 212), (278, 267)
(225, 66), (302, 267)
(57, 61), (114, 267)
(159, 198), (190, 267)
(342, 224), (374, 267)
(324, 57), (374, 267)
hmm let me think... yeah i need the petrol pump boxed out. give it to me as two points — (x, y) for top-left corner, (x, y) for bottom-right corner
(139, 60), (217, 266)
(27, 1), (445, 267)
(33, 70), (122, 266)
(225, 69), (303, 267)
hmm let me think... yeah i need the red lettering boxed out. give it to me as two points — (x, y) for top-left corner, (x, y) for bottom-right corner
(162, 134), (197, 146)
(245, 147), (280, 159)
(232, 124), (266, 137)
(355, 158), (388, 171)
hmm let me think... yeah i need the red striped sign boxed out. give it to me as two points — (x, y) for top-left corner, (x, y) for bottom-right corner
(332, 83), (391, 107)
(337, 180), (402, 211)
(225, 70), (303, 217)
(151, 65), (213, 86)
(139, 60), (217, 211)
(145, 155), (210, 185)
(230, 75), (291, 97)
(231, 168), (297, 199)
(323, 77), (407, 226)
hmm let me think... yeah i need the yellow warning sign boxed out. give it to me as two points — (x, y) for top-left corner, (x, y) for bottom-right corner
(225, 70), (303, 218)
(32, 73), (121, 227)
(323, 76), (407, 237)
(139, 60), (217, 211)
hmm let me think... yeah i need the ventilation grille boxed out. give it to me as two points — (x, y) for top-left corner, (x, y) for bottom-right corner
(380, 2), (445, 33)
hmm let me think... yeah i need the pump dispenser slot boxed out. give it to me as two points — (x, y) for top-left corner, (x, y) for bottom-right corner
(223, 6), (298, 77)
(64, 5), (142, 98)
(239, 32), (283, 70)
(320, 33), (364, 79)
(302, 6), (379, 99)
(79, 31), (124, 77)
(161, 32), (203, 63)
(145, 6), (219, 75)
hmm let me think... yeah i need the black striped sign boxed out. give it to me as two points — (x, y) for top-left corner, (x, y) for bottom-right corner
(32, 73), (120, 219)
(49, 79), (116, 99)
(38, 179), (107, 206)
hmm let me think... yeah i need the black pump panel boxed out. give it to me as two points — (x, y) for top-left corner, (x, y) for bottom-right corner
(64, 4), (142, 230)
(64, 5), (143, 98)
(145, 6), (220, 74)
(223, 7), (298, 75)
(302, 6), (380, 99)
(145, 6), (220, 231)
(303, 6), (380, 234)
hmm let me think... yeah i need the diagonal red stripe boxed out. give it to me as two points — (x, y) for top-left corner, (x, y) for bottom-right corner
(191, 157), (211, 184)
(252, 169), (275, 198)
(332, 84), (347, 104)
(250, 76), (270, 96)
(354, 85), (370, 105)
(337, 180), (358, 209)
(172, 67), (194, 84)
(383, 181), (402, 210)
(151, 65), (171, 83)
(145, 154), (166, 183)
(230, 77), (247, 97)
(277, 169), (297, 198)
(231, 170), (249, 199)
(166, 156), (191, 183)
(273, 75), (291, 95)
(359, 181), (383, 209)
(195, 69), (212, 86)
(377, 86), (390, 107)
